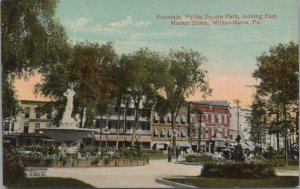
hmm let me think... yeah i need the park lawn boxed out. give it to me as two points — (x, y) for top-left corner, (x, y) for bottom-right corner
(166, 176), (299, 188)
(145, 153), (168, 160)
(275, 165), (299, 170)
(7, 177), (95, 188)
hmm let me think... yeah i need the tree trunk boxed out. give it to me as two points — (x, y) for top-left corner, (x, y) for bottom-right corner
(79, 107), (84, 128)
(285, 134), (288, 165)
(171, 112), (176, 155)
(99, 114), (103, 147)
(276, 132), (280, 152)
(283, 105), (288, 165)
(116, 107), (121, 150)
(131, 108), (139, 148)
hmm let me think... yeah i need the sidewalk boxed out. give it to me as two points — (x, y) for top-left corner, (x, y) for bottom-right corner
(45, 159), (202, 188)
(275, 169), (299, 176)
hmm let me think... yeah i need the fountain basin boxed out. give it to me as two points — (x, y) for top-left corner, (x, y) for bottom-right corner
(39, 127), (95, 146)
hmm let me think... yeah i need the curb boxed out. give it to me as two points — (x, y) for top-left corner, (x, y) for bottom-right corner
(174, 161), (203, 166)
(155, 177), (197, 188)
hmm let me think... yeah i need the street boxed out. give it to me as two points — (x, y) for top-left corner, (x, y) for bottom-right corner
(45, 159), (202, 188)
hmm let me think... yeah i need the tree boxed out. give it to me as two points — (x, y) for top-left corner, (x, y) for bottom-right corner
(249, 94), (267, 148)
(35, 42), (116, 128)
(158, 48), (210, 151)
(1, 0), (70, 118)
(252, 42), (299, 164)
(120, 48), (168, 147)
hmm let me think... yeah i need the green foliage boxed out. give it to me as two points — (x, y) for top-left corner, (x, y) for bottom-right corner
(166, 176), (299, 188)
(143, 150), (168, 159)
(156, 48), (210, 148)
(8, 177), (96, 188)
(1, 0), (70, 119)
(90, 157), (99, 166)
(114, 147), (146, 160)
(201, 160), (275, 179)
(185, 154), (214, 163)
(4, 149), (26, 185)
(268, 155), (299, 167)
(58, 154), (69, 167)
(251, 42), (299, 155)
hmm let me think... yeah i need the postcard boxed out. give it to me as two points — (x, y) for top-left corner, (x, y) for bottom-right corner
(2, 0), (299, 188)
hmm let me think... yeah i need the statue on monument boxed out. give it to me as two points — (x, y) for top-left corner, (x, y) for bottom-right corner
(61, 82), (77, 127)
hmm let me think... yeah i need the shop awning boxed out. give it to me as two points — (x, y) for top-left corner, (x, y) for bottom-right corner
(176, 141), (191, 147)
(95, 134), (151, 142)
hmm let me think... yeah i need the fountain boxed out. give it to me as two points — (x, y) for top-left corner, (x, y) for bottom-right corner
(39, 83), (95, 146)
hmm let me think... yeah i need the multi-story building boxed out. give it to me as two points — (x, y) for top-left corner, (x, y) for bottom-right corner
(190, 100), (231, 151)
(3, 100), (53, 146)
(230, 106), (251, 142)
(94, 101), (152, 149)
(151, 108), (190, 152)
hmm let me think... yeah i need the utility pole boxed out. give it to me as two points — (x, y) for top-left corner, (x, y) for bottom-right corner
(233, 99), (241, 137)
(198, 111), (203, 152)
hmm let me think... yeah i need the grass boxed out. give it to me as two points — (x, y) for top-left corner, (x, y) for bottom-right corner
(145, 153), (168, 160)
(7, 177), (95, 188)
(275, 165), (299, 170)
(166, 176), (299, 188)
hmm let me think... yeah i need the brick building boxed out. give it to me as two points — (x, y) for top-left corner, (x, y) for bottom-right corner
(190, 100), (231, 151)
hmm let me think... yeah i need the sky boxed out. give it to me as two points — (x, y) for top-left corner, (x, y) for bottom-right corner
(14, 0), (298, 108)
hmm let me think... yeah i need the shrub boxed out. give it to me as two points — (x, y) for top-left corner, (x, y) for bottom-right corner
(185, 154), (214, 163)
(4, 149), (26, 185)
(90, 157), (99, 166)
(201, 160), (275, 179)
(268, 155), (299, 167)
(114, 147), (146, 160)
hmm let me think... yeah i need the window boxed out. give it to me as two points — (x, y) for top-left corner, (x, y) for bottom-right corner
(36, 111), (40, 119)
(127, 109), (133, 116)
(47, 112), (52, 119)
(24, 123), (29, 133)
(11, 123), (14, 131)
(108, 121), (112, 129)
(35, 123), (40, 129)
(126, 122), (131, 130)
(4, 122), (9, 131)
(25, 108), (30, 118)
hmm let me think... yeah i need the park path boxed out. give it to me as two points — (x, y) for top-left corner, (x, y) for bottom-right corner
(45, 159), (202, 188)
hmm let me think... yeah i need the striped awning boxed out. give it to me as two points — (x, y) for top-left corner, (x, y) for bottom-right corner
(95, 134), (151, 142)
(176, 141), (191, 147)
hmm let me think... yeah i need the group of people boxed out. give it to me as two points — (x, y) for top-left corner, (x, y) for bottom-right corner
(167, 145), (181, 162)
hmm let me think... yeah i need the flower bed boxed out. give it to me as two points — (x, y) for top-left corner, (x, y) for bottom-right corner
(49, 159), (148, 167)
